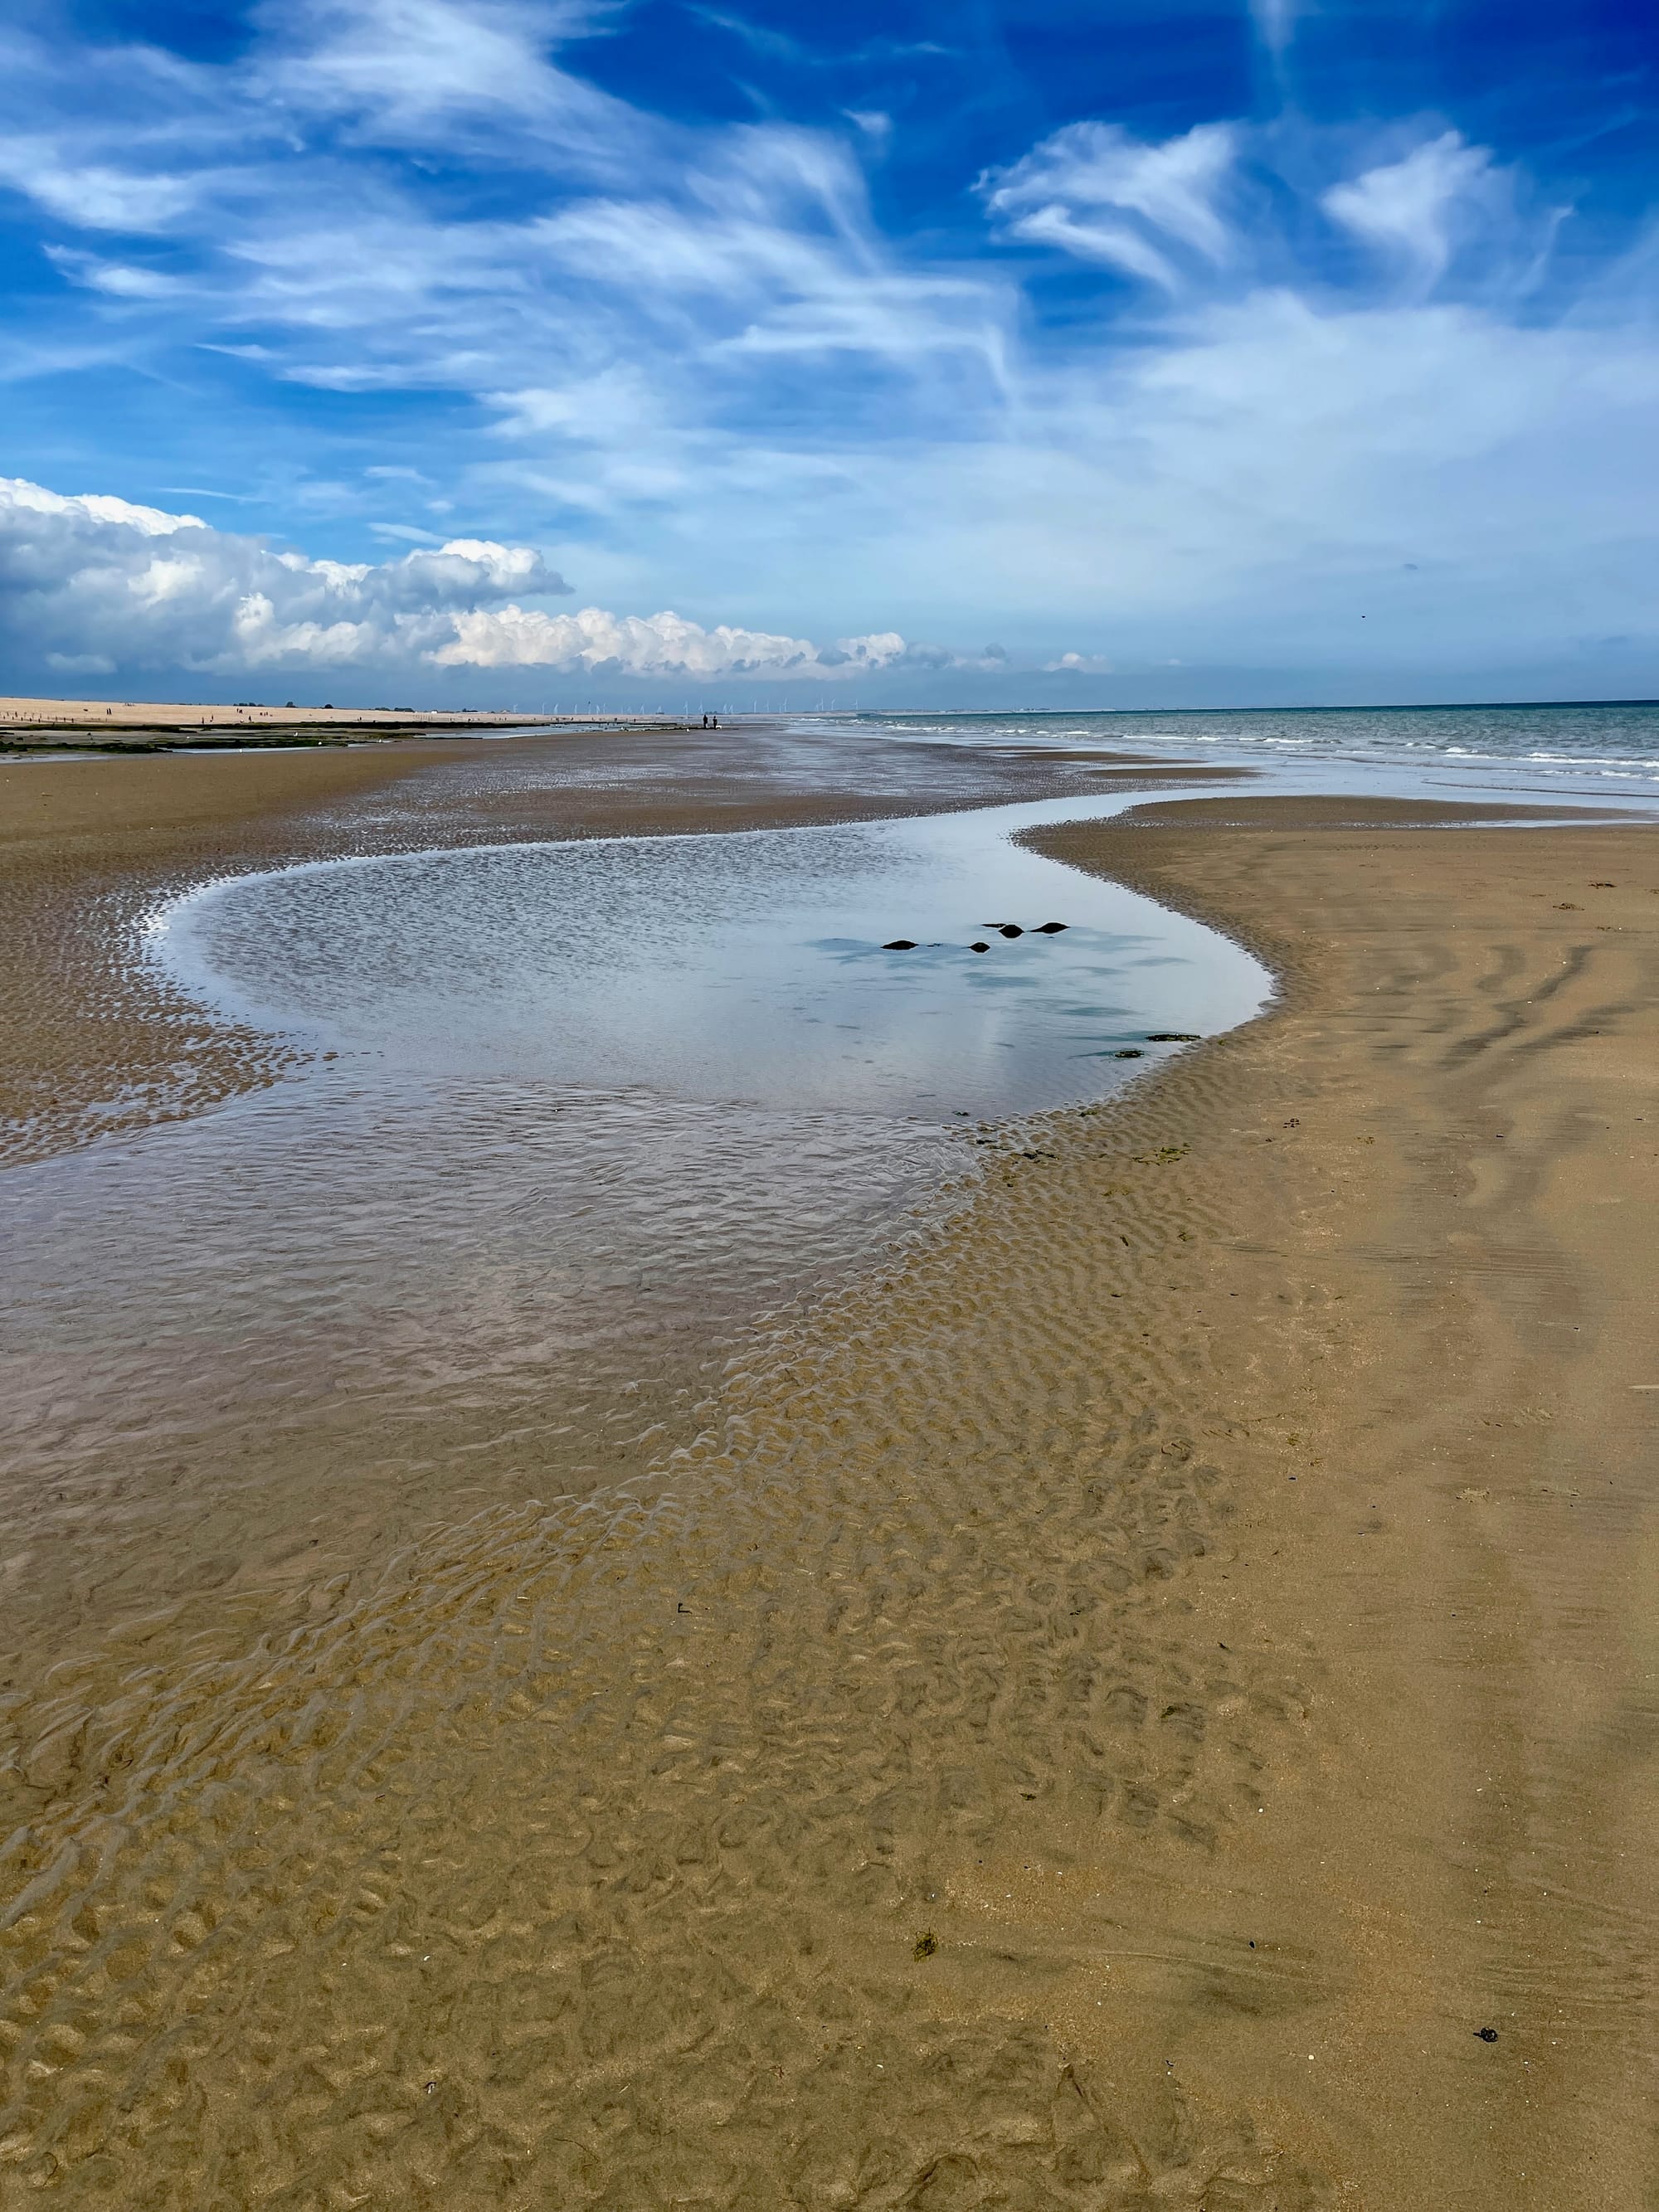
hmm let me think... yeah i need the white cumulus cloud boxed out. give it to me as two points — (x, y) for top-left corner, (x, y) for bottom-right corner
(0, 476), (570, 673)
(0, 476), (942, 681)
(434, 606), (943, 677)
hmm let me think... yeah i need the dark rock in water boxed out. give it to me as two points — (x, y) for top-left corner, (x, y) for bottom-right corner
(1146, 1031), (1200, 1043)
(997, 924), (1024, 938)
(883, 939), (918, 950)
(1035, 921), (1068, 934)
(1113, 1048), (1145, 1058)
(1475, 2027), (1499, 2043)
(969, 941), (990, 953)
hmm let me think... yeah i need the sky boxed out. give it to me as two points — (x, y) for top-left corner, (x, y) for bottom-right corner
(0, 0), (1656, 710)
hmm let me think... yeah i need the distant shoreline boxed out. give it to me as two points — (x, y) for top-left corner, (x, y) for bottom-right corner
(6, 693), (1656, 753)
(0, 695), (707, 754)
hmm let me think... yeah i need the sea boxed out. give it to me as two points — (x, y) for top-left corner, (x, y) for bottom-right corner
(846, 699), (1659, 805)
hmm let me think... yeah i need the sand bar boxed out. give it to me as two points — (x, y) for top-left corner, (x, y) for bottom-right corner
(0, 776), (1652, 2205)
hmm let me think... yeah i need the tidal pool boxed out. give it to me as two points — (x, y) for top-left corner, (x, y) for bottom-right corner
(1, 790), (1266, 1680)
(158, 794), (1265, 1117)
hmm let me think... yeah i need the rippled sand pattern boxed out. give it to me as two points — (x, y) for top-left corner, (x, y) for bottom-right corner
(6, 800), (1653, 2210)
(0, 1082), (968, 1716)
(2, 1053), (1336, 2205)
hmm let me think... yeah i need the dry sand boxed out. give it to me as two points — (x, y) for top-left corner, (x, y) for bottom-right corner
(0, 776), (1653, 2206)
(0, 695), (573, 737)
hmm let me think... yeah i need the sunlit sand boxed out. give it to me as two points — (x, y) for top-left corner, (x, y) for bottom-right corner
(1, 724), (1652, 2207)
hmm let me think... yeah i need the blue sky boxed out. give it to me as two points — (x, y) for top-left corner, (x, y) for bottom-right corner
(0, 0), (1656, 707)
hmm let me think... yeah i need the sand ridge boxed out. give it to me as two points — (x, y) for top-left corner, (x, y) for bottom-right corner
(0, 793), (1652, 2206)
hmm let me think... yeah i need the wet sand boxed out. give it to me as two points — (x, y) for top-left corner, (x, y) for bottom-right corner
(1, 781), (1653, 2205)
(1022, 803), (1657, 2205)
(0, 723), (1210, 1166)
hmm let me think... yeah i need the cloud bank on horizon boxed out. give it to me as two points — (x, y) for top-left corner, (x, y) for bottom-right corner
(0, 476), (955, 680)
(0, 0), (1655, 704)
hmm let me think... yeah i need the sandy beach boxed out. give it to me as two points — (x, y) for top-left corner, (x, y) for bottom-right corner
(0, 696), (579, 740)
(0, 757), (1652, 2206)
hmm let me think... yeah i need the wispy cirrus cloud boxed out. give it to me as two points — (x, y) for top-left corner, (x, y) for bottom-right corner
(980, 122), (1239, 289)
(0, 0), (1654, 698)
(975, 117), (1554, 311)
(0, 145), (203, 233)
(246, 0), (642, 172)
(1251, 0), (1301, 61)
(1321, 132), (1545, 294)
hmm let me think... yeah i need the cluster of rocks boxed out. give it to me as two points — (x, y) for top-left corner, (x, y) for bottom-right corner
(879, 921), (1071, 954)
(874, 927), (1204, 1057)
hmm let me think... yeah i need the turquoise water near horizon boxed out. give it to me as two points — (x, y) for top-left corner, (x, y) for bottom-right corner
(850, 700), (1659, 799)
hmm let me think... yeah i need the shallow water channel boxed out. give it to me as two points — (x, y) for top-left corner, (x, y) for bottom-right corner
(158, 795), (1264, 1114)
(1, 791), (1266, 1677)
